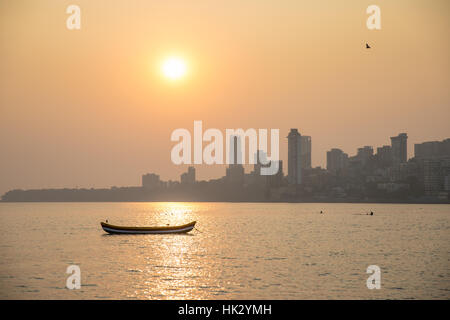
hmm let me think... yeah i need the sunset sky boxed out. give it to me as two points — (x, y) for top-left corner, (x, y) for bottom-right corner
(0, 0), (449, 195)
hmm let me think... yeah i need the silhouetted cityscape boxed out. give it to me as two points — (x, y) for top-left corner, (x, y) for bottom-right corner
(2, 131), (449, 203)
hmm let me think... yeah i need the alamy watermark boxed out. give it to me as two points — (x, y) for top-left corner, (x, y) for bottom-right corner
(64, 4), (380, 31)
(170, 121), (280, 175)
(366, 265), (381, 289)
(366, 5), (381, 30)
(66, 5), (81, 30)
(66, 265), (81, 289)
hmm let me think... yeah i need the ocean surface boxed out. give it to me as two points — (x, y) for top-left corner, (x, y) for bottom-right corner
(0, 202), (449, 299)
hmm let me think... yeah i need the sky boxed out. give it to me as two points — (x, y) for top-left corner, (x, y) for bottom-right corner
(0, 0), (449, 195)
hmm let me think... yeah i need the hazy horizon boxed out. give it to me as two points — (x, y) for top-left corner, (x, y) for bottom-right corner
(1, 0), (449, 195)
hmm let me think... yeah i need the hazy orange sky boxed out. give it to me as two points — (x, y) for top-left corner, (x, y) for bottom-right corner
(0, 0), (449, 195)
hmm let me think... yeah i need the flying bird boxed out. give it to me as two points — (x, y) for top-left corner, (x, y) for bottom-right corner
(366, 43), (371, 49)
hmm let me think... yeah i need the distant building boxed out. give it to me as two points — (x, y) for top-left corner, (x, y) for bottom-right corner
(376, 145), (392, 167)
(377, 182), (410, 193)
(445, 175), (450, 192)
(226, 135), (244, 185)
(180, 166), (195, 185)
(391, 133), (408, 165)
(142, 173), (161, 189)
(287, 129), (302, 184)
(424, 158), (450, 196)
(267, 160), (283, 187)
(300, 136), (312, 169)
(252, 150), (268, 176)
(326, 148), (348, 174)
(356, 146), (374, 164)
(226, 165), (245, 185)
(248, 150), (283, 187)
(414, 138), (450, 159)
(227, 135), (243, 164)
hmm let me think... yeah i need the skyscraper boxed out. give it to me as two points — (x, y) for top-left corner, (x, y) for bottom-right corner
(267, 160), (283, 187)
(180, 166), (195, 184)
(326, 148), (348, 174)
(356, 146), (373, 165)
(424, 158), (450, 196)
(142, 173), (161, 189)
(252, 150), (268, 176)
(300, 135), (312, 169)
(376, 145), (392, 167)
(391, 133), (408, 165)
(287, 129), (302, 184)
(414, 138), (450, 159)
(226, 135), (244, 184)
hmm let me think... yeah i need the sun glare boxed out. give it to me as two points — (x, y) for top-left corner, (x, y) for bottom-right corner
(162, 57), (187, 80)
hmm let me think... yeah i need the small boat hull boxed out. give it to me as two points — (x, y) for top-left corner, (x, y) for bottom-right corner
(100, 221), (196, 234)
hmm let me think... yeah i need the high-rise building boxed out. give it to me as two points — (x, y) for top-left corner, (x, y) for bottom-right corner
(300, 136), (312, 169)
(226, 135), (244, 184)
(267, 160), (283, 187)
(391, 133), (408, 165)
(414, 138), (450, 159)
(287, 129), (302, 184)
(326, 148), (348, 174)
(142, 173), (161, 189)
(356, 146), (373, 163)
(252, 150), (268, 175)
(180, 166), (195, 184)
(376, 145), (392, 167)
(354, 146), (374, 166)
(250, 150), (283, 187)
(445, 175), (450, 192)
(227, 135), (243, 165)
(424, 158), (450, 196)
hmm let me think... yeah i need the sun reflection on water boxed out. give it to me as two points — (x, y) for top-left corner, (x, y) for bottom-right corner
(3, 202), (446, 299)
(121, 202), (212, 299)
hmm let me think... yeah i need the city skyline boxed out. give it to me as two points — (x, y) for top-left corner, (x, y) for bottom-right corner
(1, 126), (450, 194)
(1, 1), (449, 196)
(3, 131), (449, 203)
(135, 133), (450, 189)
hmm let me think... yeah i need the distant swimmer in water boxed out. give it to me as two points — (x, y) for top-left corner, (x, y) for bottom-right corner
(370, 211), (374, 216)
(106, 219), (108, 223)
(320, 211), (323, 214)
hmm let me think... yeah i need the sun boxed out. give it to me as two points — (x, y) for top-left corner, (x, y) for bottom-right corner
(162, 57), (187, 80)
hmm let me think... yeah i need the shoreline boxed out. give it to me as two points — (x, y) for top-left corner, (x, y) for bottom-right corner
(1, 199), (449, 204)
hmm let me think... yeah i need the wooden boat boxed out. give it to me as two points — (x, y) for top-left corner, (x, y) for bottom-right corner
(100, 221), (196, 234)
